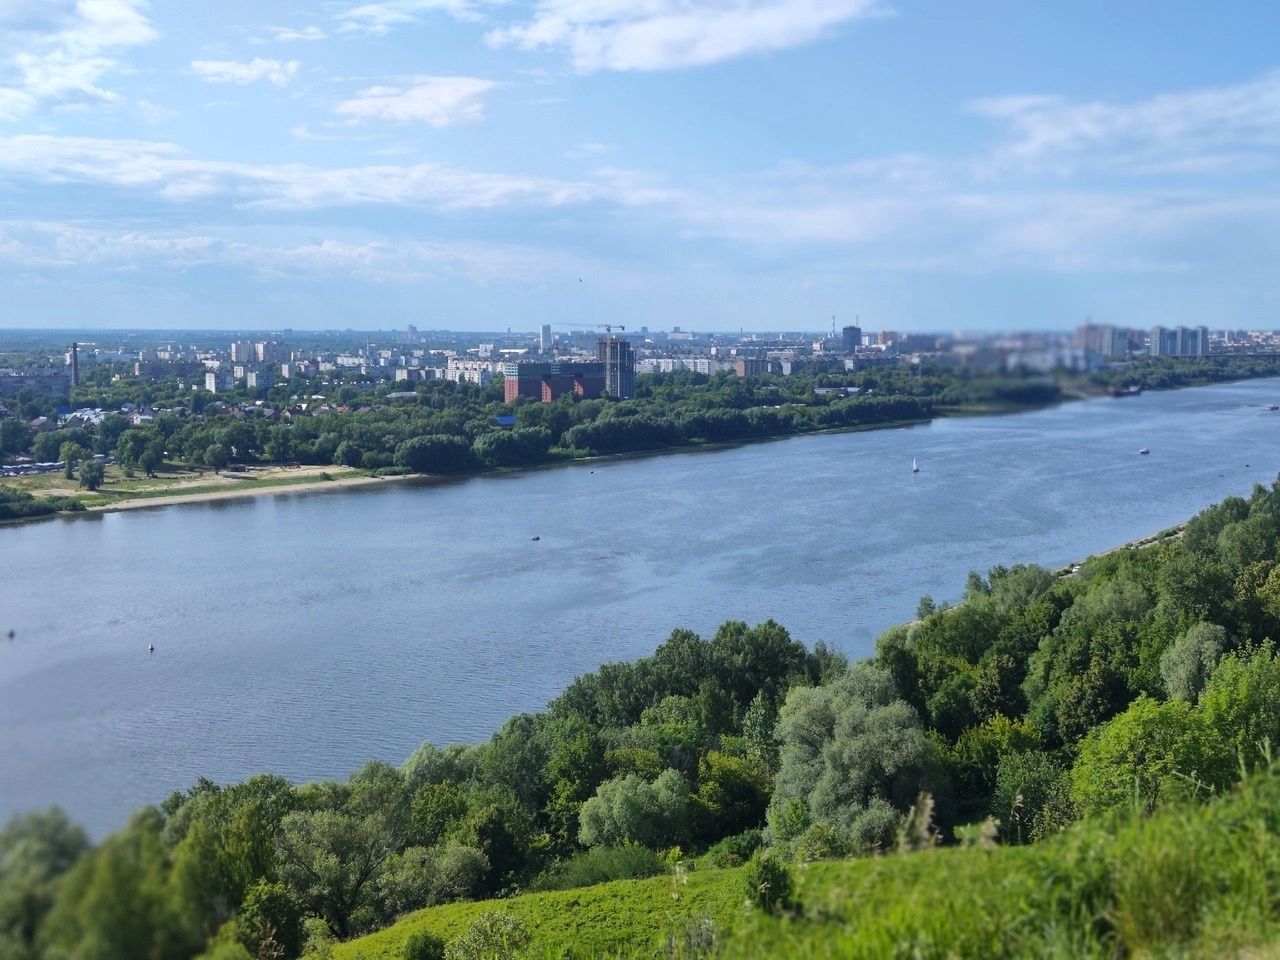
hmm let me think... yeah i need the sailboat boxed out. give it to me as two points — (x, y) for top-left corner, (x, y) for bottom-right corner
(912, 457), (920, 473)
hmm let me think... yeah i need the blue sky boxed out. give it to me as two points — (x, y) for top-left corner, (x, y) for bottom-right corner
(0, 0), (1278, 332)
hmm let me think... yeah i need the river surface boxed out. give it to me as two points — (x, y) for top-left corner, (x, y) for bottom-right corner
(4, 378), (1280, 835)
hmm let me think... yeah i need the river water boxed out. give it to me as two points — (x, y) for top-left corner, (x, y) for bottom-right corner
(4, 378), (1280, 835)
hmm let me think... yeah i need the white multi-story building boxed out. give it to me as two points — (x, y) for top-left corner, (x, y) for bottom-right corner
(444, 357), (502, 385)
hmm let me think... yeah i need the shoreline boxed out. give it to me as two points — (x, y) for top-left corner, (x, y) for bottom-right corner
(5, 371), (1278, 525)
(87, 472), (401, 513)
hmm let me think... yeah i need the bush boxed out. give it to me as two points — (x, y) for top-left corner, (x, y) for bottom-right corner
(529, 844), (664, 892)
(742, 850), (795, 914)
(698, 829), (762, 868)
(403, 928), (446, 960)
(444, 911), (530, 960)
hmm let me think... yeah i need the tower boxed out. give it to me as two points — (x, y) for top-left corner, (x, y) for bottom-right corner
(69, 342), (79, 388)
(596, 336), (635, 399)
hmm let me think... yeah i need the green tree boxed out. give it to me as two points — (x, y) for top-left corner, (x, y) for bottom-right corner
(578, 770), (689, 848)
(205, 443), (229, 474)
(275, 809), (395, 939)
(771, 663), (944, 848)
(58, 442), (89, 479)
(0, 419), (33, 457)
(1199, 644), (1280, 774)
(394, 435), (475, 474)
(1070, 696), (1218, 817)
(265, 427), (293, 465)
(40, 810), (195, 960)
(1160, 622), (1227, 702)
(0, 808), (88, 960)
(77, 459), (105, 491)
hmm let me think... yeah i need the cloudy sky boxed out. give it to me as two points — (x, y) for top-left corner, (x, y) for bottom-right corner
(0, 0), (1277, 331)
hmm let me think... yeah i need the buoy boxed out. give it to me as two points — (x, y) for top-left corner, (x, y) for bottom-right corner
(6, 629), (13, 640)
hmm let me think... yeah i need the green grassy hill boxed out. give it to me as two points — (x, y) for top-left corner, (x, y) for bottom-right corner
(338, 768), (1280, 959)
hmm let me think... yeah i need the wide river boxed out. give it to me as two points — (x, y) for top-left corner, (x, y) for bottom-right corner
(4, 378), (1280, 835)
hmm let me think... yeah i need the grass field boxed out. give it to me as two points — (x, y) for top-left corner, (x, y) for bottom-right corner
(337, 770), (1280, 959)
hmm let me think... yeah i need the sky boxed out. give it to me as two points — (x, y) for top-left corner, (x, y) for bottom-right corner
(0, 1), (1278, 332)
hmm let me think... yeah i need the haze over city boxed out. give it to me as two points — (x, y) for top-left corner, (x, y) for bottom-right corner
(1, 0), (1278, 331)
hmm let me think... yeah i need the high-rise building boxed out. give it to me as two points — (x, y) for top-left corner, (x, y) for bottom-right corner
(597, 336), (635, 399)
(540, 324), (553, 353)
(841, 325), (862, 353)
(230, 340), (256, 363)
(1150, 326), (1209, 357)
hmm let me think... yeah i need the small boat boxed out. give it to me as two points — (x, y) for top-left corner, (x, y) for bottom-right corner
(531, 535), (540, 541)
(1268, 404), (1278, 411)
(1139, 448), (1150, 455)
(147, 643), (154, 653)
(912, 457), (920, 473)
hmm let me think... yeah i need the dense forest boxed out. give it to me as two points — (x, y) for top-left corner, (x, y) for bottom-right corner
(5, 478), (1280, 959)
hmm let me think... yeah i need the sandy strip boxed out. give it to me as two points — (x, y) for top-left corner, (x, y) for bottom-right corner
(88, 473), (400, 513)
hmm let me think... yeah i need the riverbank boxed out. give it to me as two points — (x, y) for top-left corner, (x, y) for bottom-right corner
(4, 369), (1278, 524)
(89, 471), (398, 512)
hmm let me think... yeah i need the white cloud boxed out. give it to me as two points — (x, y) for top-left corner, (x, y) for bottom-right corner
(190, 57), (300, 86)
(334, 76), (497, 126)
(0, 133), (598, 210)
(336, 0), (493, 35)
(971, 70), (1280, 176)
(0, 0), (156, 119)
(487, 0), (885, 72)
(135, 97), (175, 124)
(0, 219), (580, 284)
(262, 24), (326, 42)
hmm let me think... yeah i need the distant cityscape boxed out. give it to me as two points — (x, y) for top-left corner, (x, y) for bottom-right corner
(0, 320), (1271, 409)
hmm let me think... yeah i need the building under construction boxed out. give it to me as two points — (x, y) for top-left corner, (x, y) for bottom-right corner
(597, 336), (635, 400)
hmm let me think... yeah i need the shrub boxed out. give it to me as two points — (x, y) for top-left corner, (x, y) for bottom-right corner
(528, 844), (663, 892)
(699, 829), (762, 868)
(742, 850), (795, 914)
(403, 928), (446, 960)
(444, 911), (530, 960)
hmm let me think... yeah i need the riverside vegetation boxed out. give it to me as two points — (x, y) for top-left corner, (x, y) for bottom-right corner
(4, 354), (1280, 512)
(7, 480), (1280, 957)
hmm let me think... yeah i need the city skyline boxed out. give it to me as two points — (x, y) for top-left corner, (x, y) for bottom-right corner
(1, 1), (1278, 331)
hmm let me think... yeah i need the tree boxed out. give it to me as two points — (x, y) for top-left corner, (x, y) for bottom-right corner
(1160, 622), (1227, 702)
(578, 770), (689, 848)
(333, 440), (363, 468)
(771, 663), (944, 850)
(1199, 644), (1280, 774)
(139, 438), (165, 477)
(58, 442), (89, 479)
(1069, 696), (1218, 817)
(265, 427), (293, 465)
(40, 810), (195, 960)
(0, 808), (88, 960)
(78, 459), (105, 491)
(205, 444), (229, 474)
(275, 809), (395, 939)
(0, 419), (33, 457)
(394, 435), (475, 474)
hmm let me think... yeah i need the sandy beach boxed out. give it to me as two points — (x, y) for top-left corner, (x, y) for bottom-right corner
(88, 471), (401, 513)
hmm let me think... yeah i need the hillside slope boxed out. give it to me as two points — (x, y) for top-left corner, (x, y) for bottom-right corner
(338, 768), (1280, 959)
